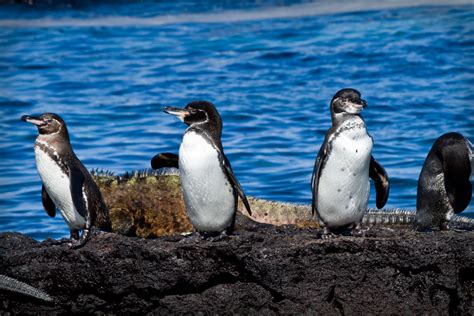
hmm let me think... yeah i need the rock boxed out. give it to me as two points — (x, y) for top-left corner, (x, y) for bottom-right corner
(2, 170), (472, 313)
(1, 226), (473, 314)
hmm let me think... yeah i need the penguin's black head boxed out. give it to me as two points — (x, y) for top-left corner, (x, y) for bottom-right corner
(164, 101), (222, 130)
(330, 88), (367, 116)
(21, 113), (67, 136)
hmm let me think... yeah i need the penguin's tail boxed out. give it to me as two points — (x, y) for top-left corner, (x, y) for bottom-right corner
(0, 274), (53, 302)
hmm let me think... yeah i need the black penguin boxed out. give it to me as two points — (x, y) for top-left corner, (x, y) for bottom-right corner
(311, 88), (389, 235)
(415, 132), (473, 230)
(162, 101), (251, 235)
(22, 113), (111, 248)
(151, 152), (179, 169)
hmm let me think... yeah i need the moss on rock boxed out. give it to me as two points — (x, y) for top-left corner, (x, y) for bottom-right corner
(92, 170), (320, 238)
(93, 171), (192, 238)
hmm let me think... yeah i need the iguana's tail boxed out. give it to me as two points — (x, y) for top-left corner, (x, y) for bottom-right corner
(363, 209), (474, 229)
(0, 274), (53, 302)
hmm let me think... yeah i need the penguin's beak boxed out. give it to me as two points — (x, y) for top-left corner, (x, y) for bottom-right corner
(349, 98), (367, 112)
(21, 115), (47, 126)
(163, 107), (190, 122)
(352, 98), (367, 109)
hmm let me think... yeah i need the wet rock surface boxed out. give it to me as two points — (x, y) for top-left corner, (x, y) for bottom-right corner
(1, 225), (473, 314)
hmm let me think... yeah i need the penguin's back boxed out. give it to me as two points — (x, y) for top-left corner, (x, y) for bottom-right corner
(416, 156), (452, 227)
(414, 133), (472, 228)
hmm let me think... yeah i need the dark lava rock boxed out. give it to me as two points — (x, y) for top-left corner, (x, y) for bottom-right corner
(0, 226), (473, 314)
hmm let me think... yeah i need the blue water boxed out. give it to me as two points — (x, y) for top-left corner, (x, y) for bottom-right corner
(0, 0), (473, 240)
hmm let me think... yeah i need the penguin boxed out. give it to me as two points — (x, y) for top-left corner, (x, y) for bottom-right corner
(311, 88), (389, 236)
(21, 113), (111, 248)
(151, 152), (179, 169)
(162, 101), (252, 236)
(415, 132), (473, 230)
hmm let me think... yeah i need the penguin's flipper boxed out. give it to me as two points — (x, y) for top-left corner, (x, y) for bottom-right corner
(441, 145), (472, 213)
(369, 156), (389, 209)
(221, 154), (252, 216)
(41, 185), (56, 217)
(68, 167), (87, 218)
(151, 153), (179, 169)
(311, 139), (329, 217)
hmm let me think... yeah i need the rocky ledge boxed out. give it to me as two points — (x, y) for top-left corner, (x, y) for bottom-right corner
(1, 224), (473, 314)
(1, 171), (473, 313)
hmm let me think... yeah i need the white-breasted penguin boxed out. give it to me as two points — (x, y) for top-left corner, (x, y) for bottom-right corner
(311, 88), (389, 235)
(162, 101), (252, 235)
(22, 113), (111, 248)
(415, 132), (473, 230)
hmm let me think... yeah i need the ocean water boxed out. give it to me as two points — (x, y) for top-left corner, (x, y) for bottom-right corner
(0, 0), (473, 240)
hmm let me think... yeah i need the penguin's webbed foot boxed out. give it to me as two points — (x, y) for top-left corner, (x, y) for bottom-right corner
(46, 238), (70, 246)
(178, 232), (202, 243)
(439, 222), (450, 231)
(205, 231), (231, 242)
(68, 237), (88, 249)
(67, 240), (80, 249)
(351, 223), (370, 237)
(67, 229), (89, 249)
(321, 227), (339, 239)
(70, 229), (80, 240)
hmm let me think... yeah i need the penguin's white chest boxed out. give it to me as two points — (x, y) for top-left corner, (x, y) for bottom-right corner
(34, 146), (85, 230)
(317, 126), (373, 227)
(178, 131), (235, 233)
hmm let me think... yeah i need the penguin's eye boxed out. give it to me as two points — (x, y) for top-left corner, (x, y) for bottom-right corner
(332, 100), (344, 113)
(46, 119), (53, 124)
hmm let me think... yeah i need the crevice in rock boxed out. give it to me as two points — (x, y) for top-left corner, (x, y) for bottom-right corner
(156, 273), (239, 298)
(429, 284), (460, 316)
(230, 254), (286, 303)
(325, 285), (345, 316)
(390, 263), (441, 277)
(458, 267), (473, 282)
(240, 271), (285, 303)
